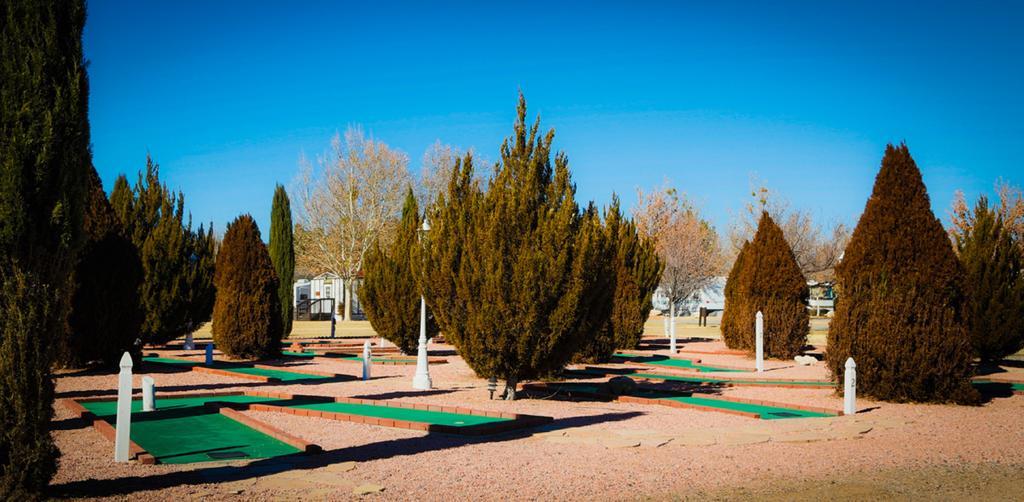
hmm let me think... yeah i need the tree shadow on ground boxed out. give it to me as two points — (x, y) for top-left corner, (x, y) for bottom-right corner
(49, 410), (642, 498)
(350, 389), (457, 400)
(55, 370), (376, 400)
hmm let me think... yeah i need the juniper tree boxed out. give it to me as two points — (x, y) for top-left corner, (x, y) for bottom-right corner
(955, 196), (1024, 363)
(0, 0), (90, 495)
(827, 144), (976, 403)
(269, 184), (295, 336)
(109, 158), (216, 345)
(362, 188), (440, 353)
(575, 196), (662, 362)
(422, 95), (608, 399)
(726, 212), (809, 358)
(61, 167), (143, 368)
(721, 240), (752, 350)
(212, 215), (282, 359)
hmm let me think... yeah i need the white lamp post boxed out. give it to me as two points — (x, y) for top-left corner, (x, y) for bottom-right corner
(412, 215), (433, 390)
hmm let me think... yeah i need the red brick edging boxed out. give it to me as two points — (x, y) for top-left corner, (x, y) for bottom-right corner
(57, 398), (155, 464)
(217, 407), (322, 453)
(622, 370), (834, 390)
(239, 390), (551, 436)
(519, 382), (841, 419)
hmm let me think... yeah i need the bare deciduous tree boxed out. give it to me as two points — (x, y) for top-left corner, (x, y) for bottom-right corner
(727, 179), (849, 282)
(294, 127), (412, 320)
(634, 183), (721, 310)
(950, 179), (1024, 253)
(416, 140), (489, 211)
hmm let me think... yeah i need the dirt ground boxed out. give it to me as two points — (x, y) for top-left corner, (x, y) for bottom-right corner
(49, 316), (1024, 500)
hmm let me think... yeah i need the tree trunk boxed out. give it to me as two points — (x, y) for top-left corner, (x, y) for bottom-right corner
(501, 378), (518, 400)
(343, 279), (352, 321)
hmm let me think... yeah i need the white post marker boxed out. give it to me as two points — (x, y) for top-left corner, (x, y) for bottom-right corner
(184, 332), (194, 351)
(669, 301), (677, 354)
(205, 343), (214, 366)
(755, 311), (764, 373)
(844, 357), (857, 415)
(362, 340), (372, 381)
(114, 352), (133, 462)
(142, 376), (156, 412)
(412, 295), (433, 390)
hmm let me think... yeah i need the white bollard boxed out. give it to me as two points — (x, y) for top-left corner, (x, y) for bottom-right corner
(844, 357), (857, 415)
(184, 332), (194, 351)
(205, 343), (214, 366)
(755, 311), (764, 373)
(669, 303), (677, 354)
(142, 376), (156, 412)
(362, 340), (372, 381)
(114, 352), (133, 462)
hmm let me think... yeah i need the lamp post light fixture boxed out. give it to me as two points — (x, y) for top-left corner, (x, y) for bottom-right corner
(412, 215), (433, 390)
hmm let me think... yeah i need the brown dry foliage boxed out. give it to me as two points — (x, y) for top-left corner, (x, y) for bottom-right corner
(827, 144), (976, 404)
(212, 215), (282, 359)
(721, 213), (808, 358)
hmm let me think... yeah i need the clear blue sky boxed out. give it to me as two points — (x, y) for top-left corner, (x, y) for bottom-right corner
(83, 1), (1023, 238)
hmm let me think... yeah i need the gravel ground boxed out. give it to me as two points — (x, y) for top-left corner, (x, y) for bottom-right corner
(50, 330), (1024, 501)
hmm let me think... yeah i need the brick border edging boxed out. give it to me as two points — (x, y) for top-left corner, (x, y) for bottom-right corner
(613, 354), (754, 373)
(216, 407), (322, 453)
(519, 382), (760, 419)
(692, 393), (842, 416)
(619, 370), (833, 390)
(238, 391), (551, 436)
(251, 363), (344, 378)
(56, 398), (156, 464)
(318, 353), (449, 365)
(191, 365), (274, 382)
(520, 382), (840, 419)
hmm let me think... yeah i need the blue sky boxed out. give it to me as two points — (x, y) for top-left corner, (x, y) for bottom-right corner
(83, 1), (1023, 237)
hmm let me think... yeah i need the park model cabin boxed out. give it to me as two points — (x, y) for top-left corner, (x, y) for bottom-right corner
(292, 272), (364, 320)
(653, 277), (838, 317)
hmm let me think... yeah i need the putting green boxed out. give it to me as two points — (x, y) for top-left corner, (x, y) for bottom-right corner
(143, 356), (333, 382)
(291, 401), (510, 427)
(569, 368), (831, 387)
(282, 351), (414, 364)
(614, 353), (748, 373)
(80, 396), (300, 464)
(973, 379), (1024, 392)
(539, 382), (833, 420)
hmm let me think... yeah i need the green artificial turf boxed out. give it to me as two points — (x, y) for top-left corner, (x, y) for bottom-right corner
(143, 356), (333, 381)
(568, 368), (831, 387)
(537, 382), (833, 420)
(291, 401), (510, 427)
(80, 396), (300, 464)
(972, 379), (1024, 392)
(613, 353), (748, 373)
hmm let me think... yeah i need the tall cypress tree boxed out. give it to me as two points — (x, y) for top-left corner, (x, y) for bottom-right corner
(269, 184), (294, 336)
(60, 167), (143, 368)
(827, 144), (976, 403)
(422, 94), (608, 399)
(110, 158), (216, 345)
(0, 0), (90, 495)
(213, 215), (282, 359)
(362, 188), (439, 353)
(956, 196), (1024, 362)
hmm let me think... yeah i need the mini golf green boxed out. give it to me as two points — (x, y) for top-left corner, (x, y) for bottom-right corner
(281, 351), (415, 364)
(539, 382), (834, 420)
(568, 368), (831, 387)
(614, 353), (748, 373)
(291, 402), (511, 427)
(973, 379), (1024, 392)
(143, 356), (334, 382)
(80, 395), (300, 464)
